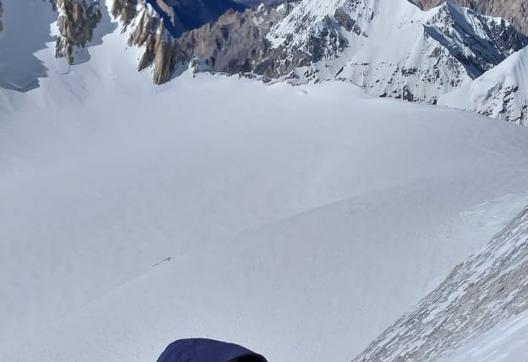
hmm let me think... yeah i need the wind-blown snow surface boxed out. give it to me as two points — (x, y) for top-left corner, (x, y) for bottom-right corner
(2, 4), (528, 361)
(441, 311), (528, 362)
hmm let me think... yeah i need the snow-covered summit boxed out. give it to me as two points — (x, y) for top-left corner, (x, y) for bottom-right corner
(413, 0), (528, 36)
(266, 0), (527, 104)
(423, 1), (527, 78)
(440, 46), (528, 125)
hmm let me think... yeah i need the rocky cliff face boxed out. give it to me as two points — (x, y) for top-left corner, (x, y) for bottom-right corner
(177, 4), (292, 77)
(145, 0), (246, 37)
(353, 205), (528, 361)
(110, 0), (264, 84)
(110, 0), (138, 27)
(412, 0), (528, 35)
(52, 0), (102, 64)
(113, 2), (182, 84)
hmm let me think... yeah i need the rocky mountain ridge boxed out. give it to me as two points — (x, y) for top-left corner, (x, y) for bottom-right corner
(353, 205), (528, 361)
(440, 46), (528, 125)
(108, 0), (291, 84)
(52, 0), (102, 64)
(3, 0), (528, 125)
(106, 0), (527, 103)
(263, 0), (527, 103)
(412, 0), (528, 35)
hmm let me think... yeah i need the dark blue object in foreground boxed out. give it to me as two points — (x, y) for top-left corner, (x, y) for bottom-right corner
(157, 338), (268, 362)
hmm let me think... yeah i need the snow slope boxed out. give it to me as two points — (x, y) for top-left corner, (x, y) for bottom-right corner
(2, 2), (528, 361)
(440, 46), (528, 126)
(442, 311), (528, 362)
(354, 205), (528, 361)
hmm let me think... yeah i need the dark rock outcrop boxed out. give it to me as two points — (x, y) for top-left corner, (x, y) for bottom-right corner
(112, 1), (184, 84)
(53, 0), (103, 64)
(177, 5), (291, 76)
(110, 0), (139, 28)
(112, 0), (292, 84)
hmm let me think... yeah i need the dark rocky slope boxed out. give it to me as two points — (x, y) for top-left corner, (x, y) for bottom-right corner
(111, 0), (292, 83)
(144, 0), (246, 37)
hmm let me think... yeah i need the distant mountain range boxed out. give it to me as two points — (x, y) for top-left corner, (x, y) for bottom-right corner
(1, 0), (527, 125)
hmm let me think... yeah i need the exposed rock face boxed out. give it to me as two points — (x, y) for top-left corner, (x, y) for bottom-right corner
(353, 205), (528, 361)
(53, 0), (103, 64)
(177, 5), (292, 76)
(145, 0), (246, 37)
(111, 1), (181, 84)
(110, 0), (262, 83)
(110, 0), (139, 27)
(411, 0), (528, 35)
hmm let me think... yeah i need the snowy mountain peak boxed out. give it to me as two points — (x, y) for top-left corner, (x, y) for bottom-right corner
(261, 0), (527, 106)
(440, 46), (528, 125)
(1, 0), (527, 125)
(412, 0), (528, 36)
(267, 0), (398, 50)
(424, 1), (528, 78)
